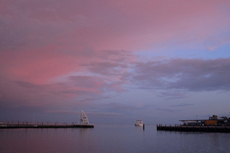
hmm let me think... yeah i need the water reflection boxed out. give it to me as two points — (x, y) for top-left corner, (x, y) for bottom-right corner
(1, 126), (230, 153)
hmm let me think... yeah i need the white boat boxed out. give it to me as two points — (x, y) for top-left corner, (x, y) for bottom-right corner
(79, 110), (89, 125)
(135, 118), (144, 126)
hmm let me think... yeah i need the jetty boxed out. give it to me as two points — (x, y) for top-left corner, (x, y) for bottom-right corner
(0, 122), (94, 129)
(157, 115), (230, 133)
(0, 111), (94, 129)
(157, 125), (230, 133)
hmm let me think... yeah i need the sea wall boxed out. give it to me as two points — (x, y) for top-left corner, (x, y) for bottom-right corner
(157, 125), (230, 133)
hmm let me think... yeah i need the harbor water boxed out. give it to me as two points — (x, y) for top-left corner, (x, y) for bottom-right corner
(0, 125), (229, 153)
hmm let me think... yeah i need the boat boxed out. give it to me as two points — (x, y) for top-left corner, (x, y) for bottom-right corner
(79, 110), (89, 125)
(135, 118), (144, 126)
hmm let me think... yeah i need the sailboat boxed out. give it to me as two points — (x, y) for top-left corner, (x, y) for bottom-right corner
(79, 110), (89, 125)
(135, 118), (144, 126)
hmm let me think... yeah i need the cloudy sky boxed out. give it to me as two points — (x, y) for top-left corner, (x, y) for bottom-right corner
(1, 0), (230, 125)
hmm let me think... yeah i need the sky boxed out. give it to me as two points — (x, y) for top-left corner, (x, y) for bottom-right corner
(1, 0), (230, 125)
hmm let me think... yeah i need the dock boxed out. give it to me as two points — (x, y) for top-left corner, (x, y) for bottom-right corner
(0, 122), (94, 129)
(157, 125), (230, 133)
(0, 111), (95, 129)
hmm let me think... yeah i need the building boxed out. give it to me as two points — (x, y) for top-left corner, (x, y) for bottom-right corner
(179, 115), (230, 126)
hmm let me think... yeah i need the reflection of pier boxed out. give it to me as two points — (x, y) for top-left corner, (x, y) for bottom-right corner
(157, 125), (230, 133)
(0, 122), (94, 128)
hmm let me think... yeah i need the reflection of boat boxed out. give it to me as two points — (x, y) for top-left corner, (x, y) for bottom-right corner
(79, 111), (89, 125)
(135, 118), (144, 126)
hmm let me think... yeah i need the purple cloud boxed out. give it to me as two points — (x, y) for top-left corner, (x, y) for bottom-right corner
(158, 91), (188, 100)
(131, 58), (230, 91)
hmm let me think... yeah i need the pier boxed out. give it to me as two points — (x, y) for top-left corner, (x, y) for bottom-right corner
(157, 125), (230, 133)
(157, 115), (230, 133)
(0, 111), (94, 129)
(0, 122), (94, 129)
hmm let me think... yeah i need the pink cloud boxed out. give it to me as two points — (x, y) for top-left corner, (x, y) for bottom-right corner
(0, 75), (121, 107)
(94, 0), (230, 50)
(2, 0), (229, 53)
(0, 48), (133, 107)
(0, 48), (80, 84)
(1, 0), (230, 109)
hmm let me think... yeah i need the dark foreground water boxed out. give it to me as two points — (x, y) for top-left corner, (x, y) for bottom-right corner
(0, 125), (229, 153)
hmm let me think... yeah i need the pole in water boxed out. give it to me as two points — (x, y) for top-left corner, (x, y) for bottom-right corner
(143, 124), (145, 130)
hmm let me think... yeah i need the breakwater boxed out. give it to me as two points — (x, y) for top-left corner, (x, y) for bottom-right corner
(0, 122), (94, 128)
(157, 124), (230, 133)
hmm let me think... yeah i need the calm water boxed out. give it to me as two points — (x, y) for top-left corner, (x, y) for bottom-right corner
(0, 125), (229, 153)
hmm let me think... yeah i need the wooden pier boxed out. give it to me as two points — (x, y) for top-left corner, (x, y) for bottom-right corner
(157, 125), (230, 133)
(0, 122), (94, 129)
